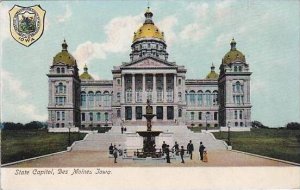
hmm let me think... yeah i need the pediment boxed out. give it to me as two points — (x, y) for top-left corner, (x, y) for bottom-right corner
(123, 57), (176, 68)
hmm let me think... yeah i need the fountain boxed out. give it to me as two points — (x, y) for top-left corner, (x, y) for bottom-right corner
(136, 99), (163, 158)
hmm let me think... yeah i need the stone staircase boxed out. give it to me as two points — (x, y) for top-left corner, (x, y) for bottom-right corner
(71, 125), (227, 151)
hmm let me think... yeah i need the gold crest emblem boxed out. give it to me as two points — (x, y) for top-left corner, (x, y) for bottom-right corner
(9, 5), (46, 47)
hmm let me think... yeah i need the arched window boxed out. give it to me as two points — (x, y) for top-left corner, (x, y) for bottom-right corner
(238, 66), (242, 72)
(103, 91), (110, 107)
(89, 112), (93, 121)
(205, 90), (211, 106)
(61, 68), (65, 73)
(57, 83), (65, 94)
(96, 112), (101, 121)
(105, 112), (109, 121)
(178, 109), (182, 117)
(213, 90), (218, 105)
(88, 91), (94, 106)
(81, 92), (86, 107)
(57, 68), (61, 73)
(197, 90), (203, 106)
(117, 92), (121, 103)
(191, 112), (195, 120)
(95, 91), (101, 106)
(190, 90), (195, 105)
(178, 92), (182, 102)
(234, 66), (237, 72)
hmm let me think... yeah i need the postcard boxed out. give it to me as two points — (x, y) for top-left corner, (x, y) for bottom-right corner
(1, 0), (300, 189)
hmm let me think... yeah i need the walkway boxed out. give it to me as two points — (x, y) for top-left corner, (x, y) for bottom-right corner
(6, 150), (293, 167)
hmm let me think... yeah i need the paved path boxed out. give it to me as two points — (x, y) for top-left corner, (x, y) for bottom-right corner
(6, 150), (293, 167)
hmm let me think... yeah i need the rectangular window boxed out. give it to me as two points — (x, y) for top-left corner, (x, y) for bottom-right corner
(96, 112), (101, 121)
(157, 91), (163, 102)
(136, 106), (143, 120)
(125, 107), (132, 120)
(239, 110), (243, 119)
(214, 112), (218, 120)
(89, 112), (93, 121)
(199, 112), (202, 120)
(62, 111), (65, 121)
(117, 110), (121, 118)
(81, 113), (85, 121)
(234, 111), (238, 119)
(56, 112), (60, 121)
(156, 106), (163, 120)
(191, 112), (195, 120)
(167, 106), (174, 120)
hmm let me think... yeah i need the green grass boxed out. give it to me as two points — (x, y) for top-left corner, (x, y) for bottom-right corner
(1, 129), (86, 164)
(212, 128), (300, 164)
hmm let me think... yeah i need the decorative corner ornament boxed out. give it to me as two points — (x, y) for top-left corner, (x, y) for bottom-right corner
(9, 5), (46, 47)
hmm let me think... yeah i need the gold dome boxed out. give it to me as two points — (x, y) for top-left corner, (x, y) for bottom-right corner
(80, 64), (94, 80)
(222, 38), (245, 64)
(206, 63), (219, 80)
(53, 40), (76, 66)
(132, 7), (164, 43)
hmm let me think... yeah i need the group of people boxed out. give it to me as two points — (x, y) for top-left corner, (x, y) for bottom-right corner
(162, 140), (207, 163)
(109, 143), (123, 163)
(120, 126), (127, 134)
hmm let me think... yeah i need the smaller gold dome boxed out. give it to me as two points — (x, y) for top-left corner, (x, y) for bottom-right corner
(80, 64), (94, 80)
(222, 38), (245, 64)
(132, 7), (164, 43)
(206, 63), (219, 80)
(53, 40), (76, 66)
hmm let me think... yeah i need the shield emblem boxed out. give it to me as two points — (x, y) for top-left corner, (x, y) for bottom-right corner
(9, 5), (46, 47)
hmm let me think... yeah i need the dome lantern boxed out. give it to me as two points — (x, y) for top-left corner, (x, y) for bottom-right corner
(62, 39), (68, 51)
(230, 38), (236, 50)
(206, 62), (219, 80)
(80, 64), (94, 80)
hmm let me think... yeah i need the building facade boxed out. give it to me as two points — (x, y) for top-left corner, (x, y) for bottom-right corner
(47, 8), (252, 129)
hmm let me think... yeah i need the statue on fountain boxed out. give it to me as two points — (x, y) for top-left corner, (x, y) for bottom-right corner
(145, 99), (153, 131)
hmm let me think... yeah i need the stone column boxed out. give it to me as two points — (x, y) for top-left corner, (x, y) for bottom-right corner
(163, 73), (167, 103)
(121, 74), (125, 103)
(132, 106), (136, 121)
(153, 74), (157, 103)
(173, 74), (177, 103)
(132, 74), (135, 103)
(163, 106), (167, 121)
(142, 74), (146, 102)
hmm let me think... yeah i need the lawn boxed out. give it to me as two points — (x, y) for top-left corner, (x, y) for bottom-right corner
(212, 128), (300, 164)
(1, 129), (86, 164)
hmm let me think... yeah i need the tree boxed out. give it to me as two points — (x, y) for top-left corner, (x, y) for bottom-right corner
(24, 121), (47, 129)
(251, 121), (268, 128)
(286, 122), (300, 130)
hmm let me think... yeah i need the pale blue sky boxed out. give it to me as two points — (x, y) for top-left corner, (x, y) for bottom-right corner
(0, 0), (299, 127)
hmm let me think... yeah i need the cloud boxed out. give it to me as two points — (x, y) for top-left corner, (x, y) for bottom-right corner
(180, 23), (210, 42)
(16, 104), (47, 121)
(1, 69), (47, 122)
(187, 2), (209, 19)
(0, 5), (11, 42)
(57, 4), (72, 23)
(157, 15), (178, 46)
(73, 14), (143, 70)
(215, 0), (236, 20)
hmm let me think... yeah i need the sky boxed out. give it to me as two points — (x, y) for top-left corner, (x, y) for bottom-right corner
(0, 0), (299, 127)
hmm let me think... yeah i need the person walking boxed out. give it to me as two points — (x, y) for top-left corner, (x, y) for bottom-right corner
(180, 146), (185, 163)
(162, 141), (167, 154)
(121, 126), (124, 134)
(113, 145), (118, 163)
(199, 141), (206, 161)
(109, 143), (114, 155)
(187, 140), (194, 160)
(173, 141), (179, 156)
(165, 145), (171, 163)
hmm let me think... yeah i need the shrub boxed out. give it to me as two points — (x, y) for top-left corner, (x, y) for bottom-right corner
(251, 121), (268, 128)
(286, 122), (300, 130)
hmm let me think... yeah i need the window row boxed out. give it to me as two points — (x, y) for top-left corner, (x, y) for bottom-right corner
(55, 83), (66, 94)
(56, 111), (65, 121)
(125, 106), (175, 120)
(56, 67), (65, 74)
(189, 112), (218, 121)
(55, 97), (66, 105)
(81, 112), (109, 122)
(81, 92), (111, 107)
(186, 93), (218, 106)
(233, 95), (244, 105)
(234, 110), (245, 120)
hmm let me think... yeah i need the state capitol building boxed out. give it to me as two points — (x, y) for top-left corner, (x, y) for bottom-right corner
(47, 7), (252, 129)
